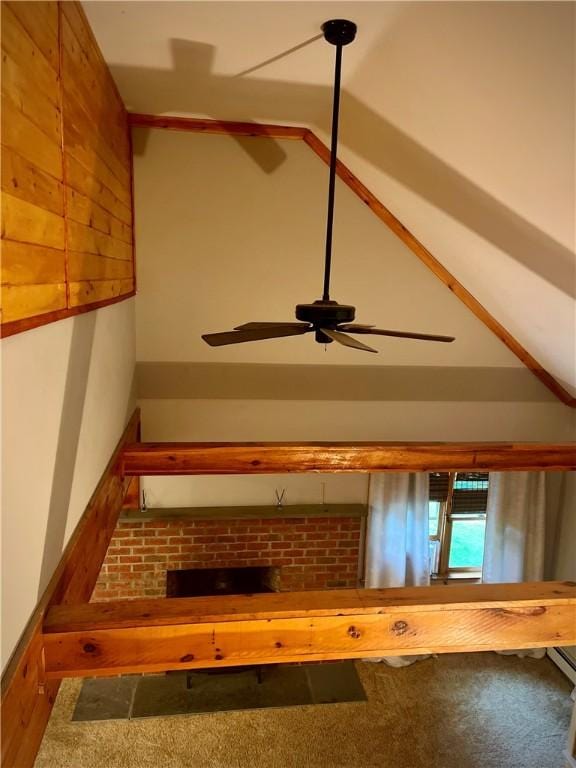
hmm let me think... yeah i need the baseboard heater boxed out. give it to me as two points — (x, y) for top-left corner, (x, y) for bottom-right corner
(548, 647), (576, 686)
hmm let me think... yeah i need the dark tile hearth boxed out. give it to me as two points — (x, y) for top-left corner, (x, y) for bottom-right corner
(72, 662), (367, 722)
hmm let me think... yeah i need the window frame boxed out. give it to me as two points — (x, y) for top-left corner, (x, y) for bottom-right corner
(430, 472), (487, 580)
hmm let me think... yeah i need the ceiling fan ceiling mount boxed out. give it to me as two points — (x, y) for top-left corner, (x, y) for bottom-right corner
(321, 19), (357, 47)
(201, 20), (456, 354)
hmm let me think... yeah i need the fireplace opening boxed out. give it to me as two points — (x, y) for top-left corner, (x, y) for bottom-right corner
(166, 566), (280, 598)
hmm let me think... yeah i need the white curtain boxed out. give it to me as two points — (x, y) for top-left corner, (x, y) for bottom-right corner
(483, 472), (546, 583)
(483, 471), (547, 658)
(364, 473), (430, 666)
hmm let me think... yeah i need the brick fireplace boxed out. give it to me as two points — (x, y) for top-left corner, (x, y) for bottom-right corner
(93, 512), (364, 601)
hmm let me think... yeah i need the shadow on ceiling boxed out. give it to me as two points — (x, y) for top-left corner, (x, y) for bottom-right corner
(119, 37), (575, 299)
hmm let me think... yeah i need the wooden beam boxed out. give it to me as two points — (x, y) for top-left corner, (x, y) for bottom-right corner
(128, 113), (308, 140)
(121, 441), (576, 476)
(0, 408), (140, 768)
(42, 581), (576, 678)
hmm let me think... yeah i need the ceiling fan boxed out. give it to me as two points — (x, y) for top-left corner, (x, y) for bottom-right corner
(202, 19), (455, 354)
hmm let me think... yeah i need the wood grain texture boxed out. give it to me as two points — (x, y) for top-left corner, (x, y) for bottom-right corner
(121, 442), (576, 476)
(42, 581), (576, 678)
(0, 409), (140, 768)
(128, 112), (308, 139)
(1, 1), (135, 336)
(302, 130), (576, 408)
(2, 147), (64, 216)
(1, 241), (66, 286)
(1, 284), (67, 323)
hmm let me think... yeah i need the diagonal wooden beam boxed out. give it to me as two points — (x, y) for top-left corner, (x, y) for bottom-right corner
(126, 112), (576, 408)
(121, 441), (576, 476)
(128, 112), (307, 139)
(42, 581), (576, 678)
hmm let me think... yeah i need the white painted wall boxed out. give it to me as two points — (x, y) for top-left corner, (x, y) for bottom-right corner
(1, 299), (135, 670)
(134, 131), (525, 369)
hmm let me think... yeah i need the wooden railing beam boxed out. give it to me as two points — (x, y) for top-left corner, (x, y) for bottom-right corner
(42, 581), (576, 679)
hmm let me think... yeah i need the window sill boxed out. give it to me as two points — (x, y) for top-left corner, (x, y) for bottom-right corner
(431, 574), (482, 585)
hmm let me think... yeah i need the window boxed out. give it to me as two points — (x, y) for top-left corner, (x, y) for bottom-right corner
(428, 472), (489, 578)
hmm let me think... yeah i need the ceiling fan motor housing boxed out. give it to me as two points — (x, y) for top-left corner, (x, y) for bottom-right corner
(295, 300), (355, 343)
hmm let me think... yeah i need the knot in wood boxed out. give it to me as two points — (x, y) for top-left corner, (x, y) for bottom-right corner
(392, 621), (408, 635)
(347, 626), (362, 640)
(83, 642), (97, 654)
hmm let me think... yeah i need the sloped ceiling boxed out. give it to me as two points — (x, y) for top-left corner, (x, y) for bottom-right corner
(83, 1), (576, 396)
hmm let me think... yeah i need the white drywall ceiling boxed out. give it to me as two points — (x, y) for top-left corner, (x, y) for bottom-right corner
(83, 1), (576, 395)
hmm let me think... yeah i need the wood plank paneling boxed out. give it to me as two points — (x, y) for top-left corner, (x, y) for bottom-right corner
(65, 153), (132, 226)
(0, 409), (140, 768)
(67, 220), (132, 261)
(68, 251), (134, 282)
(4, 1), (59, 72)
(1, 4), (60, 101)
(122, 442), (576, 476)
(1, 284), (67, 323)
(1, 241), (66, 286)
(1, 194), (65, 249)
(42, 581), (576, 678)
(66, 185), (132, 243)
(1, 53), (62, 144)
(69, 278), (134, 308)
(1, 98), (63, 180)
(1, 1), (135, 337)
(2, 147), (64, 216)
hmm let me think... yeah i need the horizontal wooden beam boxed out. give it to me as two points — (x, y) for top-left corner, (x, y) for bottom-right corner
(121, 441), (576, 475)
(128, 113), (307, 140)
(43, 581), (576, 678)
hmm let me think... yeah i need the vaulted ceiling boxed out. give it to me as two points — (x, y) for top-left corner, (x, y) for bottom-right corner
(83, 1), (576, 396)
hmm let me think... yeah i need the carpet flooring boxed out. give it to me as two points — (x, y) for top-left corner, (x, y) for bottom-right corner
(34, 653), (573, 768)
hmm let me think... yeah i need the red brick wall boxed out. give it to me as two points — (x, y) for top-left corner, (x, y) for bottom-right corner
(92, 516), (362, 601)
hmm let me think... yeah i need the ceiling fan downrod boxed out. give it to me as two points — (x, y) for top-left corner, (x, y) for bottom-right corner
(200, 18), (455, 353)
(321, 19), (357, 302)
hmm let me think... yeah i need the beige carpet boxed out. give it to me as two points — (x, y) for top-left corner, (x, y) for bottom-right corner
(35, 653), (572, 768)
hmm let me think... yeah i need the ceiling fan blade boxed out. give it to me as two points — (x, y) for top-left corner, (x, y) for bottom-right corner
(320, 328), (378, 353)
(234, 322), (310, 330)
(338, 324), (375, 330)
(347, 327), (455, 343)
(202, 326), (310, 347)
